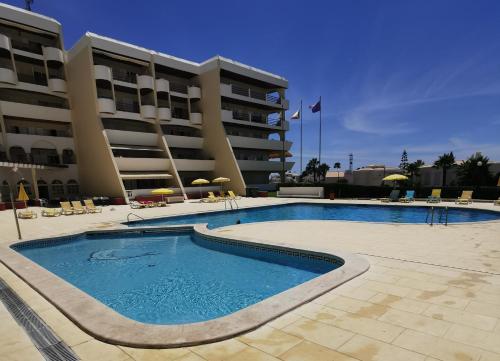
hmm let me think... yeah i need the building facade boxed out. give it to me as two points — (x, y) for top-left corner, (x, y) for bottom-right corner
(0, 3), (293, 202)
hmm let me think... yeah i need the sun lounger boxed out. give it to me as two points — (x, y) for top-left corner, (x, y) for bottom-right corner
(427, 189), (442, 203)
(156, 201), (167, 207)
(130, 201), (145, 209)
(41, 208), (61, 217)
(494, 198), (500, 206)
(399, 190), (415, 203)
(18, 209), (37, 219)
(140, 200), (155, 207)
(202, 192), (219, 203)
(228, 190), (241, 200)
(455, 190), (473, 205)
(60, 201), (74, 215)
(84, 199), (102, 213)
(381, 190), (400, 202)
(71, 201), (87, 214)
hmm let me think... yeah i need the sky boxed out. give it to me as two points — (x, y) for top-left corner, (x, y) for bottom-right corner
(6, 0), (500, 172)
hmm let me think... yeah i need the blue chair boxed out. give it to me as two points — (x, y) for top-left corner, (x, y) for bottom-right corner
(400, 190), (415, 203)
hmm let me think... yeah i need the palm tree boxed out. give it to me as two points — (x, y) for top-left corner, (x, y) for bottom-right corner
(406, 160), (425, 185)
(457, 152), (494, 186)
(302, 158), (320, 182)
(318, 163), (330, 182)
(333, 162), (341, 183)
(433, 152), (455, 186)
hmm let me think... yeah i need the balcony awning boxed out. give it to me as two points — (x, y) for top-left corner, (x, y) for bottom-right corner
(120, 172), (173, 180)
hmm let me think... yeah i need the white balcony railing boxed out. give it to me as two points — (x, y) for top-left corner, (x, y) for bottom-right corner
(237, 160), (294, 171)
(173, 159), (215, 171)
(106, 129), (158, 147)
(156, 78), (170, 93)
(0, 68), (16, 84)
(190, 112), (202, 125)
(158, 107), (171, 120)
(0, 34), (11, 52)
(227, 135), (292, 151)
(221, 109), (285, 129)
(48, 78), (66, 93)
(141, 105), (156, 119)
(137, 75), (154, 90)
(98, 98), (116, 114)
(220, 83), (287, 108)
(42, 47), (64, 63)
(188, 86), (201, 99)
(115, 157), (171, 172)
(165, 135), (203, 149)
(94, 65), (113, 82)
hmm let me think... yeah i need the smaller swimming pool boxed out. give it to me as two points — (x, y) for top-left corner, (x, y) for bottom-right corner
(13, 230), (341, 325)
(128, 203), (500, 229)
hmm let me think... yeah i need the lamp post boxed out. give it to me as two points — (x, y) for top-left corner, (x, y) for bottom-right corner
(8, 167), (22, 240)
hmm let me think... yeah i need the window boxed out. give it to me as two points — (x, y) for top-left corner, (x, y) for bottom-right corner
(51, 180), (64, 199)
(67, 179), (79, 195)
(10, 146), (28, 163)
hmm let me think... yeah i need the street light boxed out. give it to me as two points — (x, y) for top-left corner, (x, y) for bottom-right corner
(7, 167), (22, 240)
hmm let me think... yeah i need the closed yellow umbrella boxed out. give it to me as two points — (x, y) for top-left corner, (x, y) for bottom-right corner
(382, 174), (408, 181)
(151, 188), (174, 202)
(191, 178), (209, 199)
(17, 182), (29, 208)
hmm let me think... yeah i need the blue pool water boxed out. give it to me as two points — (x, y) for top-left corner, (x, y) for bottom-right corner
(129, 203), (500, 229)
(14, 231), (339, 325)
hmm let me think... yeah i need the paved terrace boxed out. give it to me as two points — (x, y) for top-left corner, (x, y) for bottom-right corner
(0, 198), (499, 361)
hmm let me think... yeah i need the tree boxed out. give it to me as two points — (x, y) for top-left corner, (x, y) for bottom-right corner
(433, 152), (455, 186)
(399, 150), (409, 172)
(333, 162), (341, 183)
(301, 158), (330, 183)
(456, 152), (494, 186)
(302, 158), (320, 182)
(406, 160), (425, 185)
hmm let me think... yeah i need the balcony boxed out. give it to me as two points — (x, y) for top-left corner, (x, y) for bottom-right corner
(0, 101), (71, 122)
(188, 86), (201, 99)
(137, 75), (154, 90)
(106, 129), (158, 146)
(0, 68), (16, 84)
(7, 133), (74, 152)
(237, 160), (294, 172)
(48, 78), (66, 93)
(114, 157), (171, 172)
(190, 112), (202, 125)
(42, 47), (64, 63)
(98, 98), (116, 114)
(220, 83), (287, 109)
(165, 135), (203, 149)
(156, 78), (170, 93)
(173, 159), (215, 172)
(221, 109), (286, 129)
(170, 82), (188, 95)
(158, 107), (171, 121)
(0, 34), (11, 52)
(141, 105), (156, 119)
(227, 135), (292, 151)
(94, 65), (112, 82)
(10, 39), (42, 55)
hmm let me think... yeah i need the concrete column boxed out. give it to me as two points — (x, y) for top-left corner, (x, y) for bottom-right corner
(31, 168), (39, 200)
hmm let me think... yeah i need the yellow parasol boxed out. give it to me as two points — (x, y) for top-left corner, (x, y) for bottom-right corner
(17, 183), (29, 208)
(191, 178), (209, 199)
(382, 174), (408, 181)
(151, 188), (174, 202)
(212, 177), (230, 194)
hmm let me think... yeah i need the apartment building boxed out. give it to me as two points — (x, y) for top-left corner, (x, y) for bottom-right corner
(0, 3), (293, 202)
(0, 3), (78, 202)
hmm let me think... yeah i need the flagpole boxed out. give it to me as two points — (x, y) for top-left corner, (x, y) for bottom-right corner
(300, 100), (303, 173)
(319, 95), (322, 164)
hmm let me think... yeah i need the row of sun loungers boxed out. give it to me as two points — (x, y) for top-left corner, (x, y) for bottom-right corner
(17, 200), (102, 219)
(201, 191), (240, 203)
(380, 189), (478, 204)
(130, 200), (168, 209)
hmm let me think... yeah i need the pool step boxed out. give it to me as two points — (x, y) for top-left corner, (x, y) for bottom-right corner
(0, 278), (79, 361)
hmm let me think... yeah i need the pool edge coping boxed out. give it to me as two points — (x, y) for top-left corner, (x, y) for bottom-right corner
(0, 224), (370, 348)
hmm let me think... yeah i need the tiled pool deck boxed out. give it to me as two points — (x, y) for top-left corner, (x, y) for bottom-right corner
(0, 198), (499, 361)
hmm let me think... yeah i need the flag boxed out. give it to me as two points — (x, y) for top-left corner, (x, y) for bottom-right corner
(290, 109), (300, 119)
(309, 99), (321, 113)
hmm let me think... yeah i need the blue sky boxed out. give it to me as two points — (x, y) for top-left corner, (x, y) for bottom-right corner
(7, 0), (500, 172)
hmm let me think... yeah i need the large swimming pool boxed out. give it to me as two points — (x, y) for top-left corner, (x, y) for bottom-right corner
(129, 203), (500, 229)
(13, 230), (339, 325)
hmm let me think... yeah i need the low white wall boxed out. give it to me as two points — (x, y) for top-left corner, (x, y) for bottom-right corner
(277, 187), (324, 198)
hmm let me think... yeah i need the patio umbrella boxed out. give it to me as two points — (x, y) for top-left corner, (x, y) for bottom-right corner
(382, 174), (408, 188)
(212, 177), (230, 194)
(191, 178), (209, 199)
(17, 183), (29, 208)
(151, 188), (174, 202)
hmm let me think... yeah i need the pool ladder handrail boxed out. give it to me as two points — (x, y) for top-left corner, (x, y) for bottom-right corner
(224, 197), (239, 210)
(127, 212), (145, 222)
(425, 206), (448, 226)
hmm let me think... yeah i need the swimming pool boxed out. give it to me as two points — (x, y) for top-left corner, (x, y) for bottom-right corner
(13, 230), (340, 325)
(128, 203), (500, 229)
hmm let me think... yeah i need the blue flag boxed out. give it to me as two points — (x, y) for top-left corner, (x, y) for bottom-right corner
(309, 99), (321, 113)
